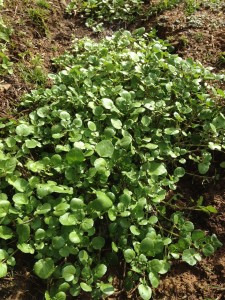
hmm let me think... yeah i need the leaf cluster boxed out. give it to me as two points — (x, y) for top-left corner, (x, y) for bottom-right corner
(66, 0), (145, 31)
(0, 30), (224, 299)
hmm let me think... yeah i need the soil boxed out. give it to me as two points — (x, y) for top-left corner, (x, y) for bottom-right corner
(0, 1), (225, 299)
(154, 177), (225, 300)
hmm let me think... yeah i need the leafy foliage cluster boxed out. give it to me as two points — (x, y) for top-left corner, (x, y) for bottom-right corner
(0, 29), (225, 299)
(67, 0), (224, 31)
(66, 0), (185, 31)
(67, 0), (144, 31)
(0, 0), (13, 75)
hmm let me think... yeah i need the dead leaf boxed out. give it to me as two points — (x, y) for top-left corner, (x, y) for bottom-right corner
(0, 84), (11, 92)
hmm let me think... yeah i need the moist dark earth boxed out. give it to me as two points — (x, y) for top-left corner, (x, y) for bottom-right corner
(0, 1), (225, 299)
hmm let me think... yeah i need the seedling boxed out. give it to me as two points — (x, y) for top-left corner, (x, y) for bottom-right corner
(18, 54), (47, 86)
(36, 0), (51, 9)
(217, 52), (225, 68)
(28, 8), (49, 36)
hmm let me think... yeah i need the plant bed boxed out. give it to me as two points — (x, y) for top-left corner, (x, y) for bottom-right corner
(0, 1), (225, 299)
(0, 29), (225, 299)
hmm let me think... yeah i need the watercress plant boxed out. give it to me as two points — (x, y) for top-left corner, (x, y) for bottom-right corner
(0, 29), (224, 300)
(66, 0), (145, 31)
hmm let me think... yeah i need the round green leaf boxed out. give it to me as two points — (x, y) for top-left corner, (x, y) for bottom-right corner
(78, 250), (89, 264)
(34, 228), (46, 240)
(59, 213), (76, 226)
(10, 178), (28, 192)
(17, 243), (34, 254)
(17, 224), (30, 242)
(141, 116), (151, 127)
(60, 111), (70, 120)
(104, 127), (116, 138)
(6, 137), (16, 148)
(148, 162), (167, 176)
(7, 256), (16, 267)
(149, 271), (159, 288)
(181, 221), (194, 232)
(102, 98), (114, 109)
(149, 216), (158, 225)
(191, 230), (205, 242)
(69, 284), (81, 297)
(138, 284), (152, 300)
(220, 162), (225, 168)
(34, 258), (55, 279)
(69, 231), (81, 244)
(111, 118), (122, 129)
(66, 148), (85, 164)
(119, 136), (132, 148)
(96, 140), (114, 157)
(202, 244), (215, 256)
(16, 124), (33, 136)
(0, 262), (7, 278)
(140, 238), (154, 255)
(88, 121), (96, 131)
(81, 218), (94, 231)
(62, 265), (76, 282)
(90, 191), (113, 211)
(130, 225), (140, 236)
(80, 282), (92, 292)
(0, 249), (8, 260)
(198, 163), (209, 175)
(0, 200), (10, 218)
(124, 249), (135, 263)
(100, 283), (114, 296)
(37, 106), (49, 118)
(164, 127), (179, 135)
(0, 226), (13, 240)
(52, 236), (65, 249)
(13, 193), (28, 205)
(92, 236), (105, 250)
(54, 292), (67, 300)
(35, 203), (51, 214)
(94, 158), (107, 170)
(182, 249), (197, 266)
(174, 167), (185, 178)
(25, 139), (40, 149)
(70, 198), (85, 210)
(94, 264), (107, 278)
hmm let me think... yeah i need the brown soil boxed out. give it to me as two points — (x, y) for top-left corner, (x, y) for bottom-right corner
(0, 0), (92, 117)
(154, 180), (225, 300)
(147, 2), (225, 70)
(0, 1), (225, 299)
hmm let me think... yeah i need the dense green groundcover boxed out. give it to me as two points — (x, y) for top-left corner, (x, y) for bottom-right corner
(67, 0), (145, 30)
(0, 30), (225, 299)
(66, 0), (181, 31)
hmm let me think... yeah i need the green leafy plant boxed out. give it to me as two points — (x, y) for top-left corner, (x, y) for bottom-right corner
(66, 0), (183, 31)
(67, 0), (145, 31)
(36, 0), (51, 9)
(28, 7), (49, 36)
(0, 51), (13, 75)
(217, 52), (225, 68)
(185, 0), (224, 14)
(0, 29), (224, 299)
(17, 54), (48, 86)
(0, 18), (11, 44)
(0, 11), (13, 75)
